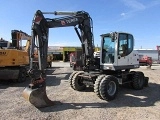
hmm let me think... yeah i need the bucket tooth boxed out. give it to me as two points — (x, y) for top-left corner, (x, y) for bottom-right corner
(22, 86), (54, 108)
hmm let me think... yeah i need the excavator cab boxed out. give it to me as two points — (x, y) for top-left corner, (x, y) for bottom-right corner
(11, 30), (30, 50)
(100, 32), (139, 71)
(0, 38), (11, 49)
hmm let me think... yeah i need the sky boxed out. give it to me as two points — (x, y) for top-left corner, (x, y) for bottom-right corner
(0, 0), (160, 49)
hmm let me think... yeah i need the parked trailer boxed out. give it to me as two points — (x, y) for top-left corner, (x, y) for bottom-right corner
(139, 55), (152, 66)
(136, 49), (160, 64)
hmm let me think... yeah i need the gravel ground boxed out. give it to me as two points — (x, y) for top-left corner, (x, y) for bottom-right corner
(0, 62), (160, 120)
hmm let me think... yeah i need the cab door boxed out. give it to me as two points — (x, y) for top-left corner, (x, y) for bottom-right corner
(117, 33), (133, 66)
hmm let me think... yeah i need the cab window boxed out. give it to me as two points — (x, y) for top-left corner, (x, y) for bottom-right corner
(118, 33), (133, 57)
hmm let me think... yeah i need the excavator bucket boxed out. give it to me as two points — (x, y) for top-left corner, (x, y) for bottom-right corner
(22, 86), (54, 108)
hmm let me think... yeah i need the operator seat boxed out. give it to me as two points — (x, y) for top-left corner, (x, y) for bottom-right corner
(121, 44), (127, 57)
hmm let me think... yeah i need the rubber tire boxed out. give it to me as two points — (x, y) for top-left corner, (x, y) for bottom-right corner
(99, 75), (119, 101)
(72, 71), (86, 91)
(17, 67), (27, 83)
(122, 71), (136, 88)
(94, 75), (106, 100)
(68, 71), (78, 89)
(132, 71), (144, 90)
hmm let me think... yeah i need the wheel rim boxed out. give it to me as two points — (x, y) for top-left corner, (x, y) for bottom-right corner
(107, 81), (116, 96)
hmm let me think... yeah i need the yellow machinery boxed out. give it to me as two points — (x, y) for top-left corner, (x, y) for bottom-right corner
(33, 50), (53, 68)
(0, 30), (31, 82)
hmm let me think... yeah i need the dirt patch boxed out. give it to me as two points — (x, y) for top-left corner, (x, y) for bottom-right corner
(0, 64), (160, 120)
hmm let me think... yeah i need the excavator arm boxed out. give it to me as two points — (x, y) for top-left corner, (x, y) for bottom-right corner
(30, 10), (94, 70)
(29, 10), (95, 85)
(23, 10), (95, 108)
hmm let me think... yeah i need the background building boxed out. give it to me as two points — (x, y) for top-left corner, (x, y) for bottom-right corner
(48, 46), (160, 63)
(48, 46), (100, 62)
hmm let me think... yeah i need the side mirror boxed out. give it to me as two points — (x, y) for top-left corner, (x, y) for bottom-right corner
(110, 32), (117, 42)
(110, 33), (115, 41)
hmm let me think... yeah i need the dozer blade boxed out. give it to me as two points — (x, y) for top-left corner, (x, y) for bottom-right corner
(22, 86), (54, 108)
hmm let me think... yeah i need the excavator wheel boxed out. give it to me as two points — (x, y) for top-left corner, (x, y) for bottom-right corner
(132, 71), (144, 90)
(99, 75), (119, 101)
(22, 85), (54, 108)
(94, 74), (106, 100)
(71, 71), (86, 91)
(68, 71), (79, 89)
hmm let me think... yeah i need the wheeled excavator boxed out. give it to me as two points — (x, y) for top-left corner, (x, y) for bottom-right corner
(22, 10), (149, 108)
(0, 30), (31, 82)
